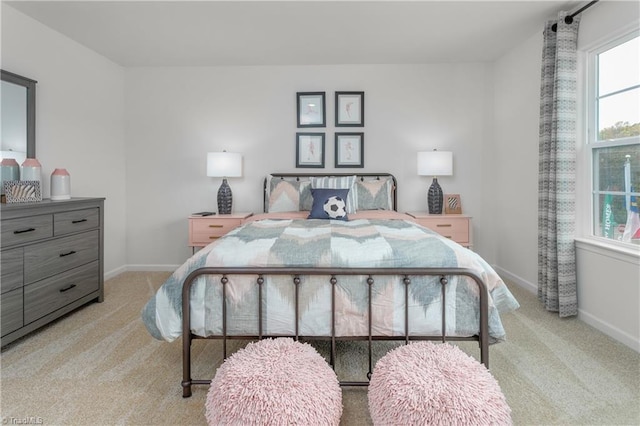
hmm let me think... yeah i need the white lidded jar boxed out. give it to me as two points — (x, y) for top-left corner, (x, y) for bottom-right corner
(50, 168), (71, 200)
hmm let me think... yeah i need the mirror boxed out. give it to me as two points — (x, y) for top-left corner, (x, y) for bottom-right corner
(1, 70), (37, 164)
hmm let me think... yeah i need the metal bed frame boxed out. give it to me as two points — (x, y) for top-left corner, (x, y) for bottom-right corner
(181, 266), (489, 397)
(180, 173), (489, 397)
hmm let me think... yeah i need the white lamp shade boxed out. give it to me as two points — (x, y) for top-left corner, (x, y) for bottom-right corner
(207, 152), (242, 177)
(417, 151), (453, 176)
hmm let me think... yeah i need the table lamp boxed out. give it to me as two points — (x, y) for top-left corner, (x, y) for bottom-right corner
(417, 150), (453, 214)
(207, 151), (242, 214)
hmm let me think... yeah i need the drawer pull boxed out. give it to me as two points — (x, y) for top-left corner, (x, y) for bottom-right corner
(14, 227), (36, 234)
(59, 284), (77, 293)
(59, 250), (77, 257)
(72, 219), (88, 224)
(208, 224), (224, 228)
(209, 236), (220, 240)
(436, 224), (452, 227)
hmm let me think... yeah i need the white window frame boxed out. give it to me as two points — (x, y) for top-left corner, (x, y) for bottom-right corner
(582, 29), (640, 254)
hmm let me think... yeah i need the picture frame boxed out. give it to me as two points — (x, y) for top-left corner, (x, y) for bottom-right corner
(335, 91), (364, 127)
(3, 180), (42, 203)
(444, 194), (462, 214)
(335, 132), (364, 168)
(297, 92), (326, 128)
(296, 132), (325, 168)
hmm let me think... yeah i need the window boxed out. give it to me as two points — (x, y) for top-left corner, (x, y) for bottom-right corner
(589, 33), (640, 245)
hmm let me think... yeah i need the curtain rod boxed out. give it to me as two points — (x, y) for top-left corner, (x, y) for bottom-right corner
(551, 0), (599, 32)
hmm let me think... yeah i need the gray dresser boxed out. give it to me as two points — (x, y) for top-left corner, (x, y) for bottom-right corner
(1, 198), (104, 347)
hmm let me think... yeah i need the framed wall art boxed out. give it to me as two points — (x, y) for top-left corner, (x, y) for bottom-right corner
(296, 132), (325, 168)
(3, 180), (42, 203)
(335, 132), (364, 168)
(296, 92), (326, 128)
(335, 91), (364, 127)
(444, 194), (462, 214)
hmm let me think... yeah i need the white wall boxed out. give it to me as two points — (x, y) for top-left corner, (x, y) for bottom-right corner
(491, 30), (542, 289)
(575, 242), (639, 350)
(1, 5), (127, 277)
(124, 64), (493, 266)
(492, 1), (640, 351)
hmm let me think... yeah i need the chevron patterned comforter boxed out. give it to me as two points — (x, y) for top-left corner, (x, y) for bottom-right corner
(142, 217), (519, 343)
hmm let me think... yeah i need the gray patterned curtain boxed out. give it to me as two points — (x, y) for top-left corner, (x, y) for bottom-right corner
(538, 11), (580, 317)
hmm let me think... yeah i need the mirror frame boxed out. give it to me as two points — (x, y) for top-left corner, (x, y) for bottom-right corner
(1, 69), (37, 158)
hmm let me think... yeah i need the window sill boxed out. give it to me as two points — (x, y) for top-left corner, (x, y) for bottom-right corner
(575, 237), (640, 265)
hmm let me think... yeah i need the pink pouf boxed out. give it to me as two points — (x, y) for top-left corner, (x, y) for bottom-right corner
(205, 338), (342, 425)
(368, 342), (511, 425)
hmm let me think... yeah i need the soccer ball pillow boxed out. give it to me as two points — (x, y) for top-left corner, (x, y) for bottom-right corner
(308, 188), (350, 221)
(323, 196), (347, 219)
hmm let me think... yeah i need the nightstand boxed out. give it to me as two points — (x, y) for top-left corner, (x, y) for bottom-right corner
(188, 213), (252, 251)
(406, 212), (472, 248)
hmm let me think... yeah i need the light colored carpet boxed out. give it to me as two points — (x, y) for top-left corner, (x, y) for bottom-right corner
(1, 271), (638, 425)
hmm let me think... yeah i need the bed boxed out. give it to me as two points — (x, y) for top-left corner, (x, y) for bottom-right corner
(141, 173), (519, 397)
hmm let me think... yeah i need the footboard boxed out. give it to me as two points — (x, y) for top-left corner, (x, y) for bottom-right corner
(181, 267), (489, 398)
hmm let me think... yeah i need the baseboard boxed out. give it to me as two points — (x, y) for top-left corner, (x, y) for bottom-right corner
(492, 264), (639, 353)
(126, 264), (181, 272)
(105, 265), (127, 280)
(491, 265), (537, 294)
(104, 264), (179, 280)
(578, 309), (640, 352)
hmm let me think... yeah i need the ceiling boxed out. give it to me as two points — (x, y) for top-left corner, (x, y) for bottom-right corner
(5, 0), (580, 67)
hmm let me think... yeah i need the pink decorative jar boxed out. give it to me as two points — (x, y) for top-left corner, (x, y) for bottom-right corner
(0, 158), (20, 195)
(21, 158), (42, 183)
(50, 168), (71, 200)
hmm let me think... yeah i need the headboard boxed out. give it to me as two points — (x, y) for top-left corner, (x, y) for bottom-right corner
(263, 173), (398, 213)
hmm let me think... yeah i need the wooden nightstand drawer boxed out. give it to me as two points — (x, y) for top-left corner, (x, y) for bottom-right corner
(188, 213), (252, 248)
(191, 219), (242, 243)
(406, 212), (472, 248)
(424, 218), (468, 241)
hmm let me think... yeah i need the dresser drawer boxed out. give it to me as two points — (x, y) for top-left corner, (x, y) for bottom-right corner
(24, 230), (99, 284)
(190, 218), (243, 245)
(24, 261), (100, 325)
(54, 208), (100, 236)
(1, 288), (23, 337)
(1, 215), (53, 247)
(1, 247), (24, 294)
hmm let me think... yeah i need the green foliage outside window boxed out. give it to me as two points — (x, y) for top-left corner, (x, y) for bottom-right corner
(599, 121), (640, 140)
